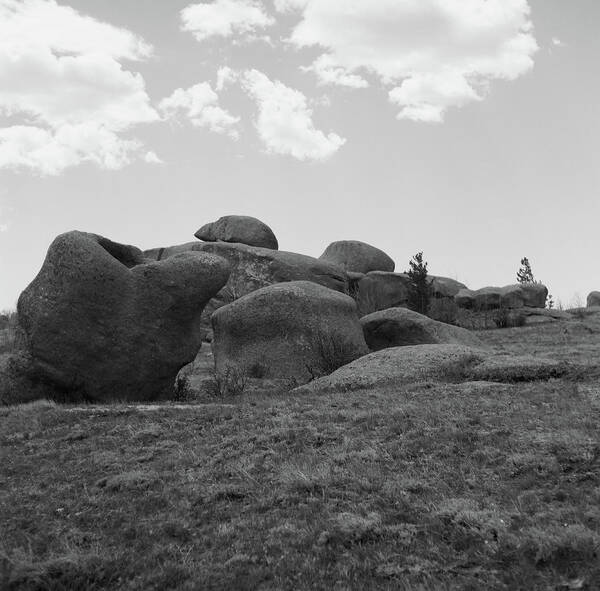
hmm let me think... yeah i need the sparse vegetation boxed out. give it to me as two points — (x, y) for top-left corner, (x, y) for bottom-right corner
(2, 305), (600, 590)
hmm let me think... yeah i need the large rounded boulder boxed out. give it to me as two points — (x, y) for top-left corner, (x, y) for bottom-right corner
(211, 281), (368, 384)
(320, 240), (395, 274)
(195, 215), (278, 250)
(588, 291), (600, 307)
(361, 307), (483, 351)
(17, 231), (230, 402)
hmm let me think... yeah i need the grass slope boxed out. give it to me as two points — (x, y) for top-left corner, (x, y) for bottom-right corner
(2, 314), (600, 590)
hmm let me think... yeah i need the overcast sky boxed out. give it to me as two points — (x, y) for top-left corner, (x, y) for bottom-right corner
(1, 0), (598, 310)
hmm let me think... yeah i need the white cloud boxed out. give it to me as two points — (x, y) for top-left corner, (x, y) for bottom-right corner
(286, 0), (538, 122)
(0, 0), (158, 175)
(241, 69), (345, 161)
(181, 0), (274, 42)
(216, 66), (239, 91)
(159, 82), (240, 140)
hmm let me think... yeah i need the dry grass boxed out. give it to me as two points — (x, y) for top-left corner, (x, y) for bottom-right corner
(1, 312), (600, 589)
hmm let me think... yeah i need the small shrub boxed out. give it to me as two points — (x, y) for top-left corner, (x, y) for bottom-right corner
(213, 364), (247, 396)
(493, 307), (511, 328)
(306, 333), (360, 380)
(493, 308), (527, 329)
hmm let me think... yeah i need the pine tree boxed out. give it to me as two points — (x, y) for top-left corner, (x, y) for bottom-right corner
(516, 257), (535, 284)
(406, 252), (431, 315)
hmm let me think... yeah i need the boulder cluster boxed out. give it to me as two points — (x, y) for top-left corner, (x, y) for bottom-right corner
(10, 215), (554, 402)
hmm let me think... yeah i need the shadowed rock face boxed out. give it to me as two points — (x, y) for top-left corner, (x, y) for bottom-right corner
(144, 241), (349, 337)
(587, 292), (600, 307)
(361, 307), (483, 351)
(17, 231), (230, 402)
(212, 281), (369, 383)
(195, 215), (278, 250)
(319, 240), (395, 274)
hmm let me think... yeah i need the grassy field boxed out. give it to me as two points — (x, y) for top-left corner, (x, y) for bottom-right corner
(2, 312), (600, 590)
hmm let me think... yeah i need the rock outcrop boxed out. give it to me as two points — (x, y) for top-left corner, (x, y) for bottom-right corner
(294, 344), (483, 394)
(361, 307), (483, 351)
(352, 272), (466, 316)
(455, 284), (548, 310)
(319, 240), (395, 274)
(17, 231), (230, 402)
(145, 241), (349, 337)
(195, 215), (278, 250)
(587, 292), (600, 307)
(212, 281), (368, 383)
(294, 344), (567, 395)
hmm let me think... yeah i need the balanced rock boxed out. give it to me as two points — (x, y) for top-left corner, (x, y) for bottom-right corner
(18, 231), (230, 402)
(145, 241), (349, 336)
(320, 240), (395, 274)
(361, 308), (483, 351)
(212, 281), (368, 383)
(195, 215), (278, 250)
(588, 292), (600, 307)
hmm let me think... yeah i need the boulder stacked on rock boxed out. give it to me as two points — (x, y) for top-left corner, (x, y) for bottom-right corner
(145, 241), (349, 337)
(195, 215), (278, 250)
(319, 240), (395, 274)
(211, 281), (368, 383)
(455, 284), (548, 310)
(361, 307), (483, 351)
(587, 292), (600, 307)
(17, 231), (230, 402)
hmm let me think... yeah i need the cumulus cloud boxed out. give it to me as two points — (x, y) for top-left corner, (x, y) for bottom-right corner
(0, 0), (159, 175)
(286, 0), (538, 122)
(159, 82), (240, 140)
(241, 69), (345, 161)
(181, 0), (274, 42)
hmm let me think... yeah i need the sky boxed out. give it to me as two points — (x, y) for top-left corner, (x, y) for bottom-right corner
(0, 0), (599, 310)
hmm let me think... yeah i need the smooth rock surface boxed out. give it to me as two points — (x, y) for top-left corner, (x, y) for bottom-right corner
(212, 281), (368, 383)
(17, 231), (230, 402)
(294, 344), (484, 393)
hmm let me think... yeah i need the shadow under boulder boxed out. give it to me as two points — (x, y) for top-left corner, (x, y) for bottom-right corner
(211, 280), (369, 385)
(16, 231), (230, 403)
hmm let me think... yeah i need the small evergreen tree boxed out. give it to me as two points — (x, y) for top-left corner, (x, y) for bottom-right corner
(517, 257), (554, 309)
(406, 252), (431, 315)
(517, 257), (535, 284)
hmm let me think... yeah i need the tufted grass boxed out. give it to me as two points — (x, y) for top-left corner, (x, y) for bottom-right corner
(1, 312), (600, 589)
